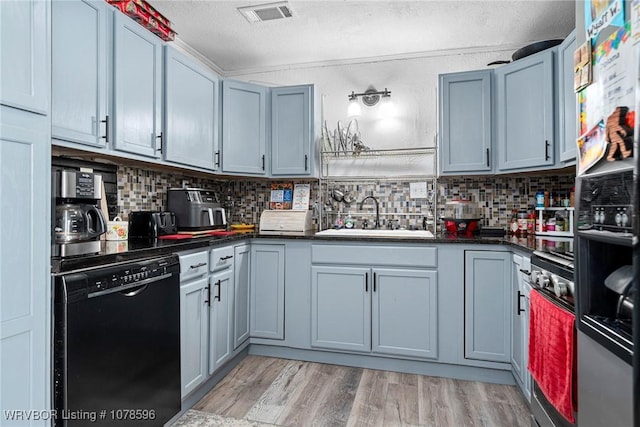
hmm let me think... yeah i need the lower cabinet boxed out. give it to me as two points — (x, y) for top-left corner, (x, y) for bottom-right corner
(233, 245), (251, 349)
(464, 250), (512, 363)
(209, 267), (234, 374)
(179, 275), (209, 398)
(511, 254), (532, 401)
(311, 265), (438, 359)
(250, 244), (285, 340)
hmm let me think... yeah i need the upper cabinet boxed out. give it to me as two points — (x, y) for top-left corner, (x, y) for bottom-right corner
(221, 80), (268, 175)
(271, 85), (314, 176)
(52, 0), (109, 148)
(164, 46), (219, 170)
(495, 49), (555, 172)
(112, 11), (163, 158)
(439, 70), (493, 175)
(557, 30), (577, 163)
(0, 0), (49, 115)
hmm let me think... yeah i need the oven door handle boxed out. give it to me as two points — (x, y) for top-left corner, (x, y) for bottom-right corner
(519, 269), (531, 275)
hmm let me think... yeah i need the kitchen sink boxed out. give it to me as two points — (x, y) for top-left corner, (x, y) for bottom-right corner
(315, 229), (434, 238)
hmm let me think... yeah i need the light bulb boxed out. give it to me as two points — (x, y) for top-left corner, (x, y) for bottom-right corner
(379, 96), (396, 118)
(348, 98), (361, 117)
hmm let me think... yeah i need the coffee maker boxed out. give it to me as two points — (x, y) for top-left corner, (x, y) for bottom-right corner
(52, 169), (107, 257)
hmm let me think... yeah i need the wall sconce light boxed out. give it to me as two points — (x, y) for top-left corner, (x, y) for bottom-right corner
(347, 87), (391, 117)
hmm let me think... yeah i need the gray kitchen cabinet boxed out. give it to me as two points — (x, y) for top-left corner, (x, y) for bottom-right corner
(112, 11), (163, 158)
(250, 244), (285, 339)
(495, 49), (555, 171)
(464, 250), (512, 363)
(233, 245), (251, 349)
(311, 266), (371, 352)
(511, 253), (532, 402)
(0, 0), (51, 421)
(52, 0), (109, 148)
(311, 263), (438, 359)
(439, 70), (493, 174)
(557, 30), (577, 163)
(164, 46), (220, 170)
(178, 249), (209, 398)
(372, 268), (438, 359)
(179, 275), (209, 398)
(271, 85), (314, 176)
(0, 0), (49, 115)
(221, 79), (268, 175)
(209, 267), (234, 374)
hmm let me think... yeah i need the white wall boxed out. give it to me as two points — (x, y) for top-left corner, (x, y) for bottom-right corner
(228, 49), (513, 150)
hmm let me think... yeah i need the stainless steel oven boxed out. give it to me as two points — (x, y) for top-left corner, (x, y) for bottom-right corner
(529, 250), (577, 427)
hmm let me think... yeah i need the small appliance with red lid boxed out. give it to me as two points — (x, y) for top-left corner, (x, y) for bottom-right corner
(441, 198), (483, 235)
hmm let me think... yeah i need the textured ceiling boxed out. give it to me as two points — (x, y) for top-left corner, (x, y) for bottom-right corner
(152, 0), (576, 74)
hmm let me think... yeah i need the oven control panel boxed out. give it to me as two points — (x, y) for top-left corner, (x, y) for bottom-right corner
(531, 269), (574, 298)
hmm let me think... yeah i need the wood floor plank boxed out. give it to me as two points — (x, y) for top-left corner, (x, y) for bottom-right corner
(382, 381), (420, 426)
(418, 375), (456, 427)
(244, 359), (311, 424)
(193, 356), (288, 418)
(307, 364), (362, 427)
(346, 369), (389, 427)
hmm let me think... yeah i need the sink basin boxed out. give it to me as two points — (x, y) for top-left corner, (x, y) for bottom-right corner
(315, 229), (434, 238)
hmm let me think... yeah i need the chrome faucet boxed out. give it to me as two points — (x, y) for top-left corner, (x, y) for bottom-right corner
(359, 196), (380, 229)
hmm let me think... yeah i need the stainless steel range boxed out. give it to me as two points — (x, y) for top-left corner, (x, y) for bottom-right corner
(529, 249), (576, 427)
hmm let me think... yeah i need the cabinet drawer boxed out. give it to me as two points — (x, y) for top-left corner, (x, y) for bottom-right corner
(210, 245), (234, 272)
(178, 250), (209, 281)
(312, 244), (437, 268)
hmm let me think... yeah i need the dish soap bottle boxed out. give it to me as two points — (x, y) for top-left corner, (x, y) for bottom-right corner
(509, 209), (519, 235)
(334, 212), (344, 229)
(344, 212), (355, 229)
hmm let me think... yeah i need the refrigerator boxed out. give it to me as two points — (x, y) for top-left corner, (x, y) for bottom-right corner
(573, 1), (638, 426)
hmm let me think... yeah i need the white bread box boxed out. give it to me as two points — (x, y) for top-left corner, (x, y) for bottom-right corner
(259, 210), (314, 236)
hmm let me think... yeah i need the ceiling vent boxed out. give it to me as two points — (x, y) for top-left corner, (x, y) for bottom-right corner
(238, 2), (293, 23)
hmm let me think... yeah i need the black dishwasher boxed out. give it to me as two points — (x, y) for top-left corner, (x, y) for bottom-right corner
(53, 255), (181, 426)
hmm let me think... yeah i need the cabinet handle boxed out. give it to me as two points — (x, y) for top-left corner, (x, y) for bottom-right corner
(365, 272), (368, 292)
(519, 269), (531, 276)
(304, 154), (308, 171)
(189, 262), (207, 269)
(205, 282), (211, 307)
(100, 115), (109, 144)
(156, 132), (164, 153)
(215, 280), (221, 301)
(262, 154), (265, 170)
(544, 140), (550, 161)
(486, 148), (490, 167)
(373, 273), (377, 292)
(215, 151), (220, 167)
(517, 291), (525, 315)
(220, 255), (233, 261)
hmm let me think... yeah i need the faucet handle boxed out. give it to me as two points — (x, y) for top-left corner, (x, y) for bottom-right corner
(362, 218), (369, 229)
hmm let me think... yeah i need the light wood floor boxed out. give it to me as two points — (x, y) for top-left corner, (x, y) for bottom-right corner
(192, 355), (530, 427)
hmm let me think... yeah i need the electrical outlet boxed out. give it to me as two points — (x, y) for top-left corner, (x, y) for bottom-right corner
(409, 182), (427, 199)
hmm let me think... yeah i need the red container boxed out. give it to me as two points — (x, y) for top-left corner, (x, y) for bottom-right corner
(442, 218), (481, 235)
(108, 0), (176, 41)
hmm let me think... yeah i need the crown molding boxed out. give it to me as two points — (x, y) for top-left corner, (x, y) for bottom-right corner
(170, 37), (226, 76)
(223, 43), (523, 77)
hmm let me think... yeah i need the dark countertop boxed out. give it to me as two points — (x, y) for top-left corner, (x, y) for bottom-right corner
(51, 232), (548, 274)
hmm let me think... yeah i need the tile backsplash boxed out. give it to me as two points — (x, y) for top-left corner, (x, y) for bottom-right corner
(116, 164), (574, 231)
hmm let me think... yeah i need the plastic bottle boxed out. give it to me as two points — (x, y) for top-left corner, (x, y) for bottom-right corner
(344, 213), (355, 229)
(517, 210), (528, 235)
(527, 210), (536, 234)
(535, 191), (545, 208)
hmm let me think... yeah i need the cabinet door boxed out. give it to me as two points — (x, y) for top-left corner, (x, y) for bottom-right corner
(233, 245), (251, 349)
(439, 70), (493, 174)
(495, 49), (555, 171)
(557, 30), (577, 163)
(0, 0), (49, 115)
(510, 255), (525, 381)
(271, 85), (312, 176)
(250, 244), (285, 339)
(221, 80), (267, 175)
(464, 251), (512, 363)
(179, 276), (208, 398)
(0, 107), (51, 423)
(311, 266), (371, 352)
(372, 268), (438, 359)
(165, 47), (219, 170)
(112, 11), (163, 157)
(209, 268), (234, 374)
(52, 0), (108, 147)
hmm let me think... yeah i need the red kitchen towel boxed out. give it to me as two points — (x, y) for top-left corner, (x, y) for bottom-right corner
(528, 290), (576, 423)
